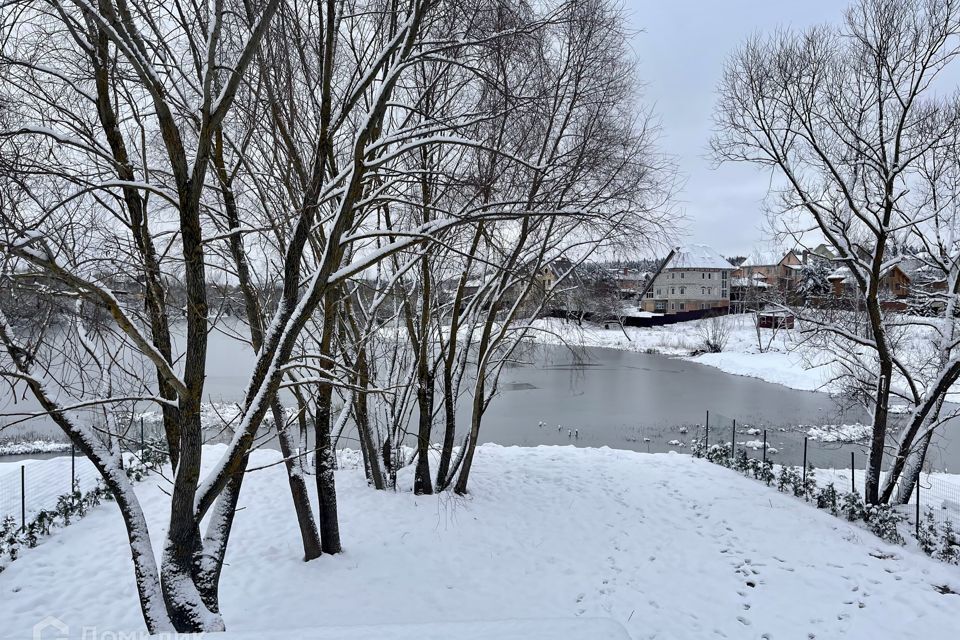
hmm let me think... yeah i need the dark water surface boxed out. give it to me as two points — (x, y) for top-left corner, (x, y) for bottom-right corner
(3, 331), (958, 471)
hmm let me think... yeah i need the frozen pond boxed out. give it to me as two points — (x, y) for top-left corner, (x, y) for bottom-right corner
(2, 328), (958, 472)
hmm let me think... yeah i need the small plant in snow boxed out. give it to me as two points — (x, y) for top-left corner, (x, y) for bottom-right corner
(802, 465), (817, 500)
(759, 460), (775, 486)
(916, 508), (939, 555)
(776, 466), (803, 495)
(937, 520), (960, 564)
(841, 491), (865, 522)
(706, 443), (732, 466)
(863, 504), (906, 545)
(816, 483), (839, 516)
(733, 448), (749, 473)
(690, 439), (705, 458)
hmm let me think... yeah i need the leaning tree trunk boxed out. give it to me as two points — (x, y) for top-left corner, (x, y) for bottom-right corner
(214, 130), (322, 561)
(893, 430), (932, 505)
(272, 400), (323, 559)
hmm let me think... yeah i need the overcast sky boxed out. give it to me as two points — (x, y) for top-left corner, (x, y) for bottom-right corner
(626, 0), (844, 256)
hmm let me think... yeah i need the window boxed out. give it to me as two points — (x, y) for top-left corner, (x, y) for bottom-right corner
(701, 303), (707, 310)
(671, 273), (675, 279)
(721, 288), (728, 297)
(701, 287), (705, 295)
(671, 287), (675, 295)
(708, 273), (712, 280)
(646, 290), (653, 298)
(656, 288), (661, 296)
(679, 303), (685, 311)
(681, 272), (685, 279)
(671, 303), (675, 310)
(679, 287), (685, 295)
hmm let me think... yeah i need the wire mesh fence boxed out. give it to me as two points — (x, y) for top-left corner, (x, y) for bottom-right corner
(0, 449), (100, 527)
(694, 408), (960, 552)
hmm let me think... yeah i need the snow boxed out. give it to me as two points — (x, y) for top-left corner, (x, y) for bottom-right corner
(169, 619), (629, 640)
(666, 244), (734, 270)
(0, 440), (71, 456)
(1, 445), (958, 639)
(806, 423), (873, 444)
(531, 316), (835, 392)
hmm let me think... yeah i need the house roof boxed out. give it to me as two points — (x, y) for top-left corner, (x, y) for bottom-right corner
(666, 244), (733, 270)
(739, 249), (798, 268)
(731, 277), (771, 288)
(827, 264), (911, 283)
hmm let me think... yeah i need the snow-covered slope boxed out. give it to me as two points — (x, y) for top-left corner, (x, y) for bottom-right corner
(1, 445), (957, 639)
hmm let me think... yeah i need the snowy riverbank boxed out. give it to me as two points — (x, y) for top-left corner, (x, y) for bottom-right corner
(529, 316), (839, 392)
(0, 444), (957, 639)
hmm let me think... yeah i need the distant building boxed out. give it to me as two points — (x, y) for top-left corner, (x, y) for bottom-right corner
(640, 245), (733, 315)
(827, 265), (911, 303)
(608, 267), (651, 298)
(731, 249), (803, 295)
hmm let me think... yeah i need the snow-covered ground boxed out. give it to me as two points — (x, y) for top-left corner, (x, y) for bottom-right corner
(530, 316), (838, 392)
(1, 445), (958, 639)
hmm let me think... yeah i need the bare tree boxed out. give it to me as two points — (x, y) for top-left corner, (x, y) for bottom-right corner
(713, 0), (960, 504)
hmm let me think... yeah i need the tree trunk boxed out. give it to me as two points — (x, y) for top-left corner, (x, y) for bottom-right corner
(314, 392), (342, 553)
(435, 372), (457, 490)
(893, 430), (931, 505)
(272, 401), (323, 559)
(413, 375), (435, 495)
(864, 360), (892, 504)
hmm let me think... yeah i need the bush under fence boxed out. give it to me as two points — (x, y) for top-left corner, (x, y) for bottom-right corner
(0, 439), (168, 573)
(691, 411), (960, 565)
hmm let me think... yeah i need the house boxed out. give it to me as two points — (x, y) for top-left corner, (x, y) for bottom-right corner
(827, 265), (912, 304)
(608, 267), (651, 298)
(731, 249), (804, 295)
(640, 244), (733, 315)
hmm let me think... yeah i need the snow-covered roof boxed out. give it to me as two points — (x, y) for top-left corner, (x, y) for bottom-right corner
(666, 244), (733, 270)
(828, 264), (910, 283)
(739, 249), (797, 268)
(731, 277), (771, 288)
(827, 267), (852, 282)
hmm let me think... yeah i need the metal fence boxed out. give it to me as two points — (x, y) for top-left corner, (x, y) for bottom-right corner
(0, 448), (100, 527)
(696, 410), (960, 535)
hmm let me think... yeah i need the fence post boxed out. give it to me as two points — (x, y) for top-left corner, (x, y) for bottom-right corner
(802, 437), (808, 484)
(71, 444), (76, 495)
(140, 416), (145, 453)
(705, 410), (710, 450)
(20, 465), (25, 532)
(762, 430), (767, 466)
(731, 419), (736, 462)
(850, 451), (855, 493)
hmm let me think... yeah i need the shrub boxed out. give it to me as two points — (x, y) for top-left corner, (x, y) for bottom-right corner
(863, 504), (906, 545)
(938, 520), (960, 564)
(841, 491), (865, 522)
(816, 483), (839, 516)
